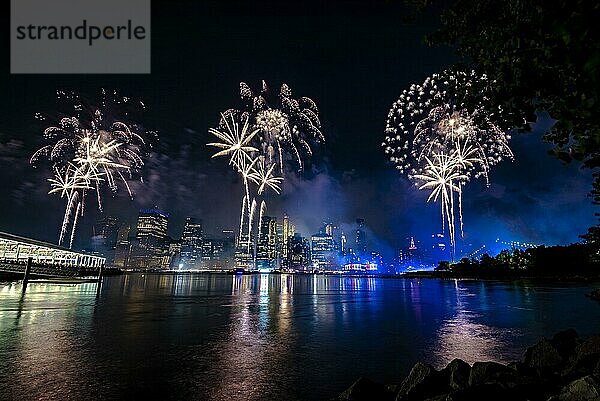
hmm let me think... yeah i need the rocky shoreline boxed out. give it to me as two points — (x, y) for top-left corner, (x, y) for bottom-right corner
(336, 329), (600, 401)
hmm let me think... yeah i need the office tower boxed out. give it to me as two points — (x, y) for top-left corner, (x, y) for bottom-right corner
(133, 208), (169, 269)
(168, 239), (182, 269)
(220, 229), (235, 262)
(256, 215), (277, 269)
(92, 216), (119, 255)
(355, 218), (367, 254)
(282, 214), (291, 260)
(201, 238), (213, 264)
(180, 217), (203, 269)
(113, 224), (131, 268)
(289, 233), (310, 271)
(199, 230), (235, 270)
(311, 231), (335, 271)
(324, 221), (333, 236)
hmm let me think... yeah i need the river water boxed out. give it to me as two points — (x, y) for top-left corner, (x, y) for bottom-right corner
(1, 274), (599, 401)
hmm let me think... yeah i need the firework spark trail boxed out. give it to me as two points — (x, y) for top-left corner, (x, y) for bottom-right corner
(33, 90), (153, 248)
(257, 200), (267, 259)
(414, 153), (467, 257)
(239, 195), (247, 239)
(59, 191), (78, 247)
(248, 198), (257, 253)
(384, 69), (515, 258)
(69, 201), (82, 249)
(48, 164), (97, 247)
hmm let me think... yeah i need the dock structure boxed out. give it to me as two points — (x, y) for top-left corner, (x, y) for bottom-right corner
(0, 231), (105, 278)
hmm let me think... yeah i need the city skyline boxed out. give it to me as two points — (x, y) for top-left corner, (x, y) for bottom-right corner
(87, 205), (528, 272)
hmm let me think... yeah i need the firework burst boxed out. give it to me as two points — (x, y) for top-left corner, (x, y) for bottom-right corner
(33, 89), (154, 248)
(222, 80), (324, 174)
(383, 69), (514, 257)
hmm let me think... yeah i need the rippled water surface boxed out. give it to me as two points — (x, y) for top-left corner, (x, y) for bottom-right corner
(1, 274), (599, 401)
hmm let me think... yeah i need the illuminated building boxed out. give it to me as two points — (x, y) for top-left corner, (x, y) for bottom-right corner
(323, 221), (343, 254)
(112, 224), (131, 268)
(288, 233), (310, 271)
(324, 222), (333, 236)
(202, 230), (235, 270)
(256, 215), (277, 270)
(355, 218), (367, 254)
(395, 236), (427, 270)
(311, 231), (335, 271)
(168, 240), (181, 269)
(235, 213), (254, 269)
(180, 217), (203, 269)
(281, 214), (295, 260)
(92, 216), (119, 259)
(343, 251), (380, 272)
(131, 208), (169, 269)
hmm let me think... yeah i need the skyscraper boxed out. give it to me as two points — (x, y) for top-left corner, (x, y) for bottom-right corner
(180, 217), (203, 269)
(113, 224), (131, 268)
(279, 214), (295, 268)
(92, 216), (120, 261)
(289, 233), (310, 271)
(311, 230), (335, 271)
(256, 215), (277, 269)
(355, 218), (367, 254)
(132, 208), (169, 269)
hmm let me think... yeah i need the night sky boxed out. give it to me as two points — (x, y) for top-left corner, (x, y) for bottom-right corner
(0, 0), (595, 258)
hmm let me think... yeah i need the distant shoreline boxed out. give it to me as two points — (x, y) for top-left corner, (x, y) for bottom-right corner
(3, 269), (600, 283)
(400, 270), (600, 282)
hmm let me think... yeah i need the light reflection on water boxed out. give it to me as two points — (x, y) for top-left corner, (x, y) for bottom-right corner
(1, 274), (599, 401)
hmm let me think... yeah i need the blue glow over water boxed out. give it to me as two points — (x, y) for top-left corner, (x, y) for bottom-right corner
(1, 274), (599, 401)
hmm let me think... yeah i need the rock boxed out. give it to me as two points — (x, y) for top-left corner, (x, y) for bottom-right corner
(564, 335), (600, 378)
(338, 377), (395, 401)
(446, 383), (510, 401)
(442, 359), (471, 391)
(468, 362), (519, 389)
(524, 338), (563, 374)
(397, 362), (447, 400)
(507, 361), (533, 376)
(552, 329), (580, 361)
(555, 375), (600, 401)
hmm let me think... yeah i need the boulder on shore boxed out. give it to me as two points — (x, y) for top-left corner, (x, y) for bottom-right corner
(553, 375), (600, 401)
(468, 361), (518, 388)
(564, 335), (600, 379)
(524, 338), (563, 374)
(396, 362), (447, 400)
(442, 358), (471, 391)
(337, 331), (600, 401)
(552, 329), (580, 361)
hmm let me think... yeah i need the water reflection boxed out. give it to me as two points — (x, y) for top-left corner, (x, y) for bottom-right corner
(207, 274), (298, 401)
(431, 280), (517, 367)
(0, 282), (100, 401)
(1, 276), (599, 401)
